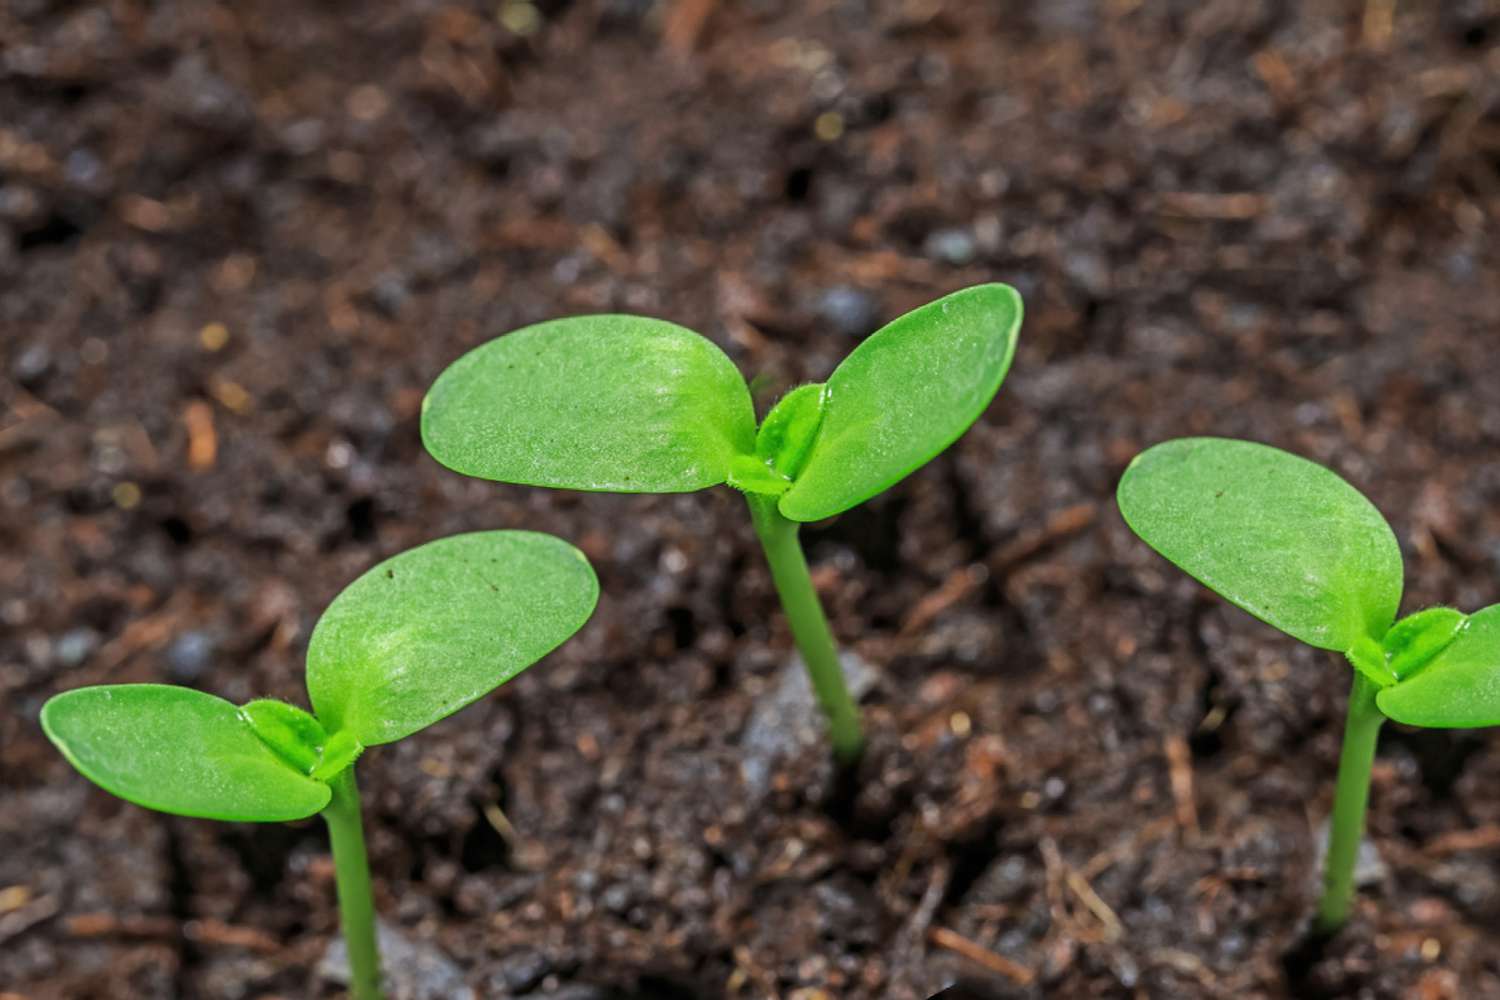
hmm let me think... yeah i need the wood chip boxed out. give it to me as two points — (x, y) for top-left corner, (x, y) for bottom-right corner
(900, 563), (986, 636)
(991, 502), (1097, 571)
(1423, 825), (1500, 856)
(1155, 191), (1266, 221)
(662, 0), (718, 56)
(1163, 733), (1200, 839)
(928, 926), (1035, 985)
(184, 399), (217, 470)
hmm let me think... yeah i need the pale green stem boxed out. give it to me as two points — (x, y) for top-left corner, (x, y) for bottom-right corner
(321, 768), (383, 1000)
(1316, 673), (1385, 934)
(746, 493), (864, 764)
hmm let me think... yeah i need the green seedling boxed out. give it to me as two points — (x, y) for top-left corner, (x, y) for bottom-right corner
(41, 531), (598, 1000)
(1117, 437), (1500, 933)
(421, 284), (1023, 763)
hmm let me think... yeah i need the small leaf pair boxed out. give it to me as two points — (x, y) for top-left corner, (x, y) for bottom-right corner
(421, 283), (1024, 760)
(1117, 437), (1500, 931)
(44, 531), (597, 820)
(1117, 438), (1500, 725)
(42, 531), (599, 1000)
(420, 283), (1022, 523)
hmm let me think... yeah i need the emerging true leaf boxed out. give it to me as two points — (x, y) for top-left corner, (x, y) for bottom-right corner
(311, 729), (363, 781)
(422, 315), (756, 493)
(241, 698), (328, 774)
(1116, 438), (1403, 653)
(756, 383), (828, 481)
(1377, 605), (1500, 727)
(1382, 607), (1467, 682)
(779, 283), (1022, 522)
(306, 531), (599, 747)
(41, 685), (332, 822)
(1346, 635), (1398, 688)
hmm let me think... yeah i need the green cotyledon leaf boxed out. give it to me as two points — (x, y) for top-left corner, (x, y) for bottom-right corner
(306, 531), (599, 747)
(1377, 605), (1500, 727)
(1116, 438), (1404, 653)
(778, 284), (1023, 522)
(421, 315), (756, 493)
(41, 685), (332, 822)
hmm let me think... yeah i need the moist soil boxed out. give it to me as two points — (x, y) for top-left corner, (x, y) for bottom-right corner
(4, 1), (1500, 998)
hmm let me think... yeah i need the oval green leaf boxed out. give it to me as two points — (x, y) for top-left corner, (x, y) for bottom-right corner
(778, 283), (1023, 522)
(306, 531), (599, 746)
(422, 316), (756, 493)
(1377, 605), (1500, 728)
(1116, 438), (1403, 652)
(41, 685), (332, 822)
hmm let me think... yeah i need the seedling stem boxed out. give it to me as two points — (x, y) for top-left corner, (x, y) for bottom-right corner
(1317, 673), (1385, 934)
(747, 493), (863, 764)
(323, 768), (383, 1000)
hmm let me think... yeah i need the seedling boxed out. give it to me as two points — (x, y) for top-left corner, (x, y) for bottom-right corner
(41, 531), (598, 1000)
(421, 284), (1023, 763)
(1117, 437), (1500, 932)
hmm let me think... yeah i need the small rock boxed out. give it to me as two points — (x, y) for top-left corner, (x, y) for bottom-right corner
(165, 630), (215, 681)
(281, 118), (326, 155)
(319, 920), (473, 1000)
(64, 149), (105, 190)
(815, 286), (880, 337)
(544, 986), (610, 1000)
(1313, 819), (1388, 889)
(0, 185), (44, 226)
(489, 949), (550, 993)
(923, 227), (977, 266)
(1062, 250), (1111, 296)
(740, 650), (878, 796)
(54, 628), (98, 668)
(368, 272), (411, 317)
(12, 343), (51, 383)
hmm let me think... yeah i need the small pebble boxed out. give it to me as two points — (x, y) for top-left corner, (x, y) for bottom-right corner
(165, 631), (215, 681)
(816, 286), (880, 337)
(54, 628), (98, 668)
(924, 227), (977, 266)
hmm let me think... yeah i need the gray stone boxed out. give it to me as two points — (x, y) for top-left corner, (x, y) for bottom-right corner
(319, 920), (474, 1000)
(740, 650), (878, 796)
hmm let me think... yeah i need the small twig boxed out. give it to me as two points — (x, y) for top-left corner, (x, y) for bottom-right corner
(661, 0), (717, 57)
(1151, 947), (1219, 988)
(1065, 868), (1124, 942)
(481, 800), (520, 850)
(1163, 733), (1200, 839)
(1155, 191), (1265, 221)
(1362, 0), (1395, 51)
(1041, 838), (1124, 943)
(903, 860), (949, 946)
(1081, 815), (1175, 881)
(1423, 825), (1500, 856)
(0, 896), (59, 945)
(63, 912), (278, 953)
(900, 564), (986, 636)
(184, 399), (217, 470)
(990, 502), (1097, 573)
(928, 925), (1035, 985)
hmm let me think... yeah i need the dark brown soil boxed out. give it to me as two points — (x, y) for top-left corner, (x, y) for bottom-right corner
(4, 1), (1500, 997)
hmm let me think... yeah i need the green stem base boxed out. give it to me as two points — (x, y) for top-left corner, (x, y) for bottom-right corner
(1315, 673), (1385, 934)
(322, 768), (384, 1000)
(746, 494), (864, 765)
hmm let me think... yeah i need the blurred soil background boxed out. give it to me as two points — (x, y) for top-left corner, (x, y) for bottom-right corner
(3, 0), (1500, 997)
